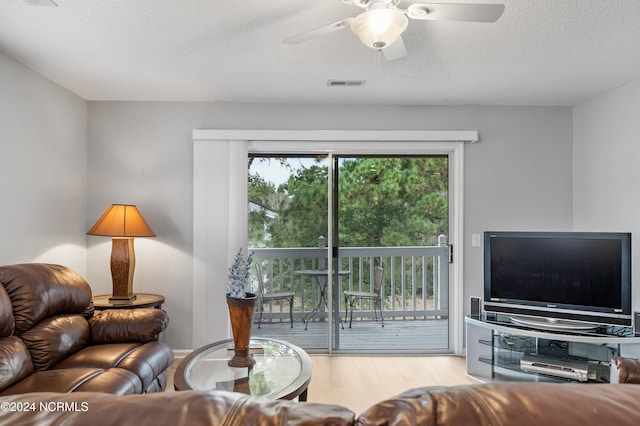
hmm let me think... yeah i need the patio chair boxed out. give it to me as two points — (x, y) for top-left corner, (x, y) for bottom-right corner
(255, 264), (294, 328)
(343, 266), (384, 328)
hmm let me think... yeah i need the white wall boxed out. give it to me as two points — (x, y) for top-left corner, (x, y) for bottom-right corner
(0, 52), (87, 274)
(87, 103), (574, 349)
(573, 78), (640, 233)
(573, 77), (640, 356)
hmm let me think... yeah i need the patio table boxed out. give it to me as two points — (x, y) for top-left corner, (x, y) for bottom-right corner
(295, 269), (350, 330)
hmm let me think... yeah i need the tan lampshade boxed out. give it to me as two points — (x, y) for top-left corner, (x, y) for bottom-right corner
(87, 204), (155, 304)
(87, 204), (156, 237)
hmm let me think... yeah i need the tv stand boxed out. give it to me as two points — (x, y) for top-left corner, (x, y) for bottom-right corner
(466, 315), (640, 384)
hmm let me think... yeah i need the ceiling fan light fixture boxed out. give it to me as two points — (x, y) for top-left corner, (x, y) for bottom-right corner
(351, 8), (408, 49)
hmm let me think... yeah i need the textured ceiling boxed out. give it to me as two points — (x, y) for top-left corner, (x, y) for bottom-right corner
(1, 0), (639, 105)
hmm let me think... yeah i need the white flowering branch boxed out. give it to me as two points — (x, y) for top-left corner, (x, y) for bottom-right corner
(227, 248), (254, 298)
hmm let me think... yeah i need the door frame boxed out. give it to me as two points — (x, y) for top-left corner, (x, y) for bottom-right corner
(192, 129), (477, 355)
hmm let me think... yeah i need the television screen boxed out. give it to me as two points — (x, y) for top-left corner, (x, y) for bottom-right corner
(483, 231), (632, 328)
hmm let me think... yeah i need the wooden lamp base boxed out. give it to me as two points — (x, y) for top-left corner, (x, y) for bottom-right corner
(108, 237), (138, 304)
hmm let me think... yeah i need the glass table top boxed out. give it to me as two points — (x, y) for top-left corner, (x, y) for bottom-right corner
(174, 337), (312, 400)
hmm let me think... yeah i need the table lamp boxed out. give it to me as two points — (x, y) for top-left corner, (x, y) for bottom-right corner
(87, 204), (156, 303)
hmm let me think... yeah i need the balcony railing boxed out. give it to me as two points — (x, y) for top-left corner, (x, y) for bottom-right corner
(251, 235), (449, 325)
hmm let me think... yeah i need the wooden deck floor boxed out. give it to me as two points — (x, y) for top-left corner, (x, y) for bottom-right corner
(251, 318), (450, 354)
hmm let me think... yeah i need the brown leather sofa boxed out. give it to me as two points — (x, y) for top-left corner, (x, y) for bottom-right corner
(356, 356), (640, 426)
(1, 357), (639, 425)
(357, 383), (640, 425)
(0, 263), (173, 395)
(0, 390), (356, 425)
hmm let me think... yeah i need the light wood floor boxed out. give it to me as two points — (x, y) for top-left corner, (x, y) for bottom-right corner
(307, 355), (472, 414)
(167, 355), (473, 415)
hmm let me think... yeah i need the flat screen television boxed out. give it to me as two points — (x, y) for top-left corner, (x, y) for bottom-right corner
(483, 231), (632, 330)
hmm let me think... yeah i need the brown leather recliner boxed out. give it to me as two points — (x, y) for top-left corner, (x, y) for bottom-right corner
(0, 390), (357, 426)
(356, 358), (640, 426)
(611, 356), (640, 384)
(0, 263), (173, 395)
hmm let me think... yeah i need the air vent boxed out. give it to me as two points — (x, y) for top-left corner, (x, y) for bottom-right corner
(24, 0), (58, 6)
(327, 80), (366, 87)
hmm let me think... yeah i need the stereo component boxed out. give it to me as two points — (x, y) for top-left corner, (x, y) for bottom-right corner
(470, 297), (481, 317)
(520, 353), (589, 382)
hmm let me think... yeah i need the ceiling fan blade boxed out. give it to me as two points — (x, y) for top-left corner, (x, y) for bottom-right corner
(406, 3), (505, 23)
(283, 18), (354, 45)
(382, 37), (407, 61)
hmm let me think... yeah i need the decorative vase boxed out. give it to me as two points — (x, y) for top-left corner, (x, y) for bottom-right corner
(226, 292), (257, 367)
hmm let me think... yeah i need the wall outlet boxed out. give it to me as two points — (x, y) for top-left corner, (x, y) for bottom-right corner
(472, 233), (482, 247)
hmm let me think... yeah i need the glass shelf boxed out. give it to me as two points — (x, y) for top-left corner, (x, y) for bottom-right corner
(465, 316), (638, 384)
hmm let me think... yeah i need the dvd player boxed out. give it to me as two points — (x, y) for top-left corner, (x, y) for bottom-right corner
(520, 353), (589, 382)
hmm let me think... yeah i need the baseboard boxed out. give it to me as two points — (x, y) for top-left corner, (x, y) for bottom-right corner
(172, 349), (190, 359)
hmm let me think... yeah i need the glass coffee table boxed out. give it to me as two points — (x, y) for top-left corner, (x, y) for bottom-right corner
(173, 337), (312, 401)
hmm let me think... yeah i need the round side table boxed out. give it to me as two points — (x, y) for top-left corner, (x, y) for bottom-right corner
(92, 293), (165, 310)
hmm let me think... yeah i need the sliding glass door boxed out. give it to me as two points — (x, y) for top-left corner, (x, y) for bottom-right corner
(249, 154), (450, 353)
(248, 155), (331, 350)
(334, 155), (450, 352)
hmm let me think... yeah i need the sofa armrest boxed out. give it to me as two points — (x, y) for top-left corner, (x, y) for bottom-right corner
(89, 309), (169, 344)
(611, 356), (640, 384)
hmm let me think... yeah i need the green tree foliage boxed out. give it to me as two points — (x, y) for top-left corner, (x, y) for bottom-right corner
(248, 156), (447, 248)
(248, 174), (276, 245)
(270, 163), (328, 248)
(339, 157), (448, 247)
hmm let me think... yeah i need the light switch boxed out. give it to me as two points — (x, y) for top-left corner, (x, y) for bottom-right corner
(472, 233), (482, 247)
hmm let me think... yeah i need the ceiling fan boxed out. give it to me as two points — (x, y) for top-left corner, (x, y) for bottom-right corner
(284, 0), (505, 60)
